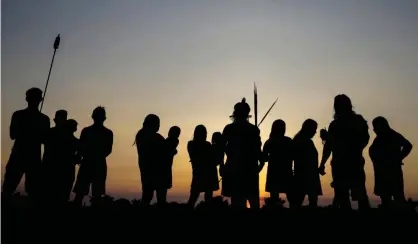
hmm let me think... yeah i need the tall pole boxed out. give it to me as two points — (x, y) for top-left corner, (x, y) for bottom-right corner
(254, 82), (258, 126)
(40, 34), (61, 112)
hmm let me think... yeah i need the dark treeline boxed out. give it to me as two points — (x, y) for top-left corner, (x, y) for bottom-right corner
(1, 88), (415, 212)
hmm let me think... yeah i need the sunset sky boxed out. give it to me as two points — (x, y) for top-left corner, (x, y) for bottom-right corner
(2, 0), (418, 205)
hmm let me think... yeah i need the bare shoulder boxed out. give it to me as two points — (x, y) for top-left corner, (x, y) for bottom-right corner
(104, 126), (113, 136)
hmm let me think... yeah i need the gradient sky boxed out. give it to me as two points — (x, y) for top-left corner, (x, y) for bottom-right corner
(2, 0), (418, 205)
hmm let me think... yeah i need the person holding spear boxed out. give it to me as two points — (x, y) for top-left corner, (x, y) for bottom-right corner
(2, 88), (51, 206)
(220, 98), (264, 209)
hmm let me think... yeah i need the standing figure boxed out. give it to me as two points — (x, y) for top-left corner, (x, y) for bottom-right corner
(164, 126), (181, 191)
(319, 94), (371, 210)
(221, 98), (264, 209)
(187, 125), (219, 207)
(135, 114), (167, 206)
(41, 110), (68, 203)
(293, 119), (322, 208)
(2, 88), (50, 205)
(369, 116), (412, 207)
(263, 120), (294, 206)
(59, 119), (80, 203)
(73, 107), (113, 207)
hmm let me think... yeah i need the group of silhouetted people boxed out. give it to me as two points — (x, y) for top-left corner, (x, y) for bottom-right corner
(2, 88), (114, 207)
(2, 88), (413, 210)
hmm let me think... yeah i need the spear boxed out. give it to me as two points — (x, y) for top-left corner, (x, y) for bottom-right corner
(40, 34), (61, 112)
(218, 88), (278, 183)
(257, 97), (278, 127)
(254, 82), (258, 126)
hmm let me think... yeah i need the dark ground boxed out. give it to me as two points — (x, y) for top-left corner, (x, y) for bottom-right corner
(2, 194), (418, 243)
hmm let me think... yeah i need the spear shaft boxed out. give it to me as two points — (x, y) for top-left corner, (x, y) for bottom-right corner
(40, 34), (60, 112)
(254, 83), (258, 126)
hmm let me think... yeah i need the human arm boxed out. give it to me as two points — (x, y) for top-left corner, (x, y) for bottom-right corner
(319, 124), (334, 175)
(104, 130), (114, 158)
(399, 133), (413, 161)
(9, 112), (18, 140)
(41, 115), (51, 144)
(256, 128), (265, 173)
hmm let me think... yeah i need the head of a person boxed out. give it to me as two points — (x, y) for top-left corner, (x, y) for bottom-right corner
(297, 119), (318, 139)
(143, 114), (160, 133)
(66, 119), (78, 133)
(92, 106), (106, 124)
(230, 98), (251, 122)
(270, 119), (286, 138)
(26, 87), (43, 108)
(168, 126), (181, 139)
(372, 116), (390, 135)
(333, 94), (355, 119)
(54, 110), (68, 127)
(193, 124), (207, 142)
(211, 132), (222, 145)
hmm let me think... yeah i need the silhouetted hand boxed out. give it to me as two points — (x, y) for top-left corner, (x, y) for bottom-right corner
(318, 165), (326, 175)
(320, 128), (328, 144)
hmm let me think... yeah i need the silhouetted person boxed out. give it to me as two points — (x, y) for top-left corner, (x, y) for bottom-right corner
(211, 132), (224, 183)
(43, 110), (68, 162)
(293, 119), (322, 208)
(41, 110), (68, 202)
(369, 116), (413, 207)
(2, 88), (50, 205)
(73, 107), (113, 207)
(319, 94), (370, 210)
(221, 98), (263, 209)
(164, 126), (181, 192)
(58, 119), (80, 204)
(187, 125), (219, 207)
(135, 114), (167, 206)
(262, 120), (294, 206)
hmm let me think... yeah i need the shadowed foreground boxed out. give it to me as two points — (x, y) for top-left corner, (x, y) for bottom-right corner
(3, 194), (418, 244)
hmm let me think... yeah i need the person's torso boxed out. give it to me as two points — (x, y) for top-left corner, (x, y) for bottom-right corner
(266, 137), (293, 170)
(224, 122), (260, 171)
(330, 115), (368, 162)
(370, 131), (403, 165)
(293, 137), (318, 174)
(136, 130), (165, 168)
(12, 109), (49, 155)
(81, 125), (111, 159)
(188, 141), (212, 171)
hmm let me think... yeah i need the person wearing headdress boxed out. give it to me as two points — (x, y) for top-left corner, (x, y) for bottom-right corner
(221, 98), (264, 209)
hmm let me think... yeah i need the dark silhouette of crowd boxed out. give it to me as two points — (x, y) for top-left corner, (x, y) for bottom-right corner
(1, 87), (416, 212)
